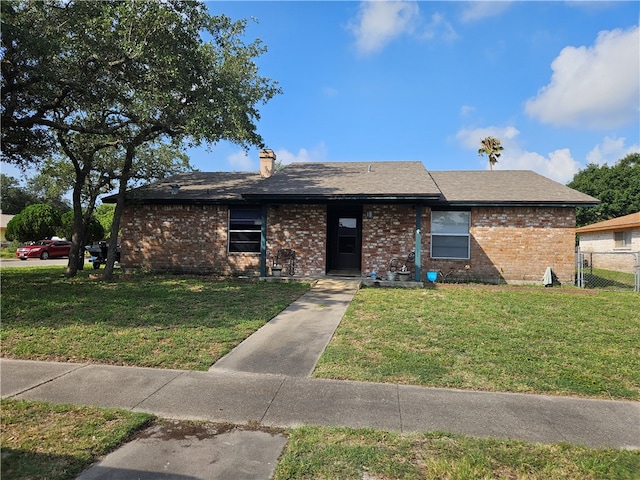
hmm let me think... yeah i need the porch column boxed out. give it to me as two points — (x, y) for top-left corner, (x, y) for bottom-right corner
(414, 204), (422, 282)
(260, 204), (267, 277)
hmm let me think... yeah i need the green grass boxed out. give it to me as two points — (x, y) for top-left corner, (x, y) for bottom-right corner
(582, 267), (637, 291)
(0, 267), (310, 370)
(314, 285), (640, 399)
(273, 426), (640, 480)
(2, 272), (639, 479)
(4, 400), (637, 480)
(0, 398), (153, 480)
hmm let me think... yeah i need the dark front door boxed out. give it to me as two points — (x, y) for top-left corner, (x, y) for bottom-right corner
(327, 206), (362, 275)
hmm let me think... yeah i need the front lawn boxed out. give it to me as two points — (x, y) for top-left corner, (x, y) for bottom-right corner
(0, 267), (310, 370)
(274, 425), (640, 480)
(0, 398), (153, 480)
(3, 399), (638, 480)
(314, 285), (640, 399)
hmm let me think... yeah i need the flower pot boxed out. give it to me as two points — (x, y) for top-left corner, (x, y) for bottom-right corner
(397, 272), (410, 282)
(426, 271), (438, 282)
(272, 266), (282, 277)
(386, 271), (396, 281)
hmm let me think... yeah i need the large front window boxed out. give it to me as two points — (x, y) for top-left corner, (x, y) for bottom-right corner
(431, 211), (470, 259)
(228, 208), (261, 253)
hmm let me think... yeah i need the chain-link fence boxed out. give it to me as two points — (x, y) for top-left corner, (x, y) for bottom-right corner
(576, 249), (640, 292)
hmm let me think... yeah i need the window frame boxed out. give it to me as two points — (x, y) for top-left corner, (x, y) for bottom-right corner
(430, 210), (471, 260)
(613, 230), (632, 250)
(228, 207), (262, 254)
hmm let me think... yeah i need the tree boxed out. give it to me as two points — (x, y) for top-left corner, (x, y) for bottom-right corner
(5, 203), (62, 242)
(0, 173), (69, 213)
(0, 174), (37, 214)
(61, 210), (103, 244)
(2, 1), (281, 279)
(478, 137), (504, 171)
(94, 204), (115, 239)
(568, 153), (640, 226)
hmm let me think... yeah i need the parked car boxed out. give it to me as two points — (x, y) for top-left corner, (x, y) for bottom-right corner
(16, 239), (72, 260)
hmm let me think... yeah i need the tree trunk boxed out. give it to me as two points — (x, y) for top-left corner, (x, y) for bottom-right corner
(103, 143), (136, 281)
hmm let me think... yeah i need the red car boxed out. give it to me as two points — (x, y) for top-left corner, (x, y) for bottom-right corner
(16, 239), (72, 260)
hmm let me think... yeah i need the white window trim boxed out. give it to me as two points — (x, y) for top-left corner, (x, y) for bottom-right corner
(430, 211), (471, 260)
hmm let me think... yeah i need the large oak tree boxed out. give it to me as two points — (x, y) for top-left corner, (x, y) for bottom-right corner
(568, 153), (640, 227)
(1, 1), (281, 278)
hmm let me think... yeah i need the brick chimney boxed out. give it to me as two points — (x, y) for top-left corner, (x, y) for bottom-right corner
(259, 149), (276, 178)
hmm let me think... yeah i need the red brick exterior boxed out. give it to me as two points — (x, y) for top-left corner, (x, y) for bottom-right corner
(427, 207), (576, 284)
(120, 203), (576, 284)
(267, 204), (326, 276)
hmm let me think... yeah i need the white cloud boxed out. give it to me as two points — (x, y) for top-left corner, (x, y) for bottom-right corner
(455, 125), (581, 183)
(460, 105), (475, 117)
(275, 144), (328, 165)
(227, 151), (255, 171)
(420, 12), (458, 43)
(350, 1), (420, 55)
(322, 86), (339, 98)
(459, 1), (512, 23)
(525, 26), (640, 129)
(455, 125), (519, 150)
(586, 136), (640, 165)
(503, 148), (581, 184)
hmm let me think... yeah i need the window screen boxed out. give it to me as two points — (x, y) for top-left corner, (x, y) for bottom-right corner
(431, 211), (470, 259)
(229, 208), (262, 253)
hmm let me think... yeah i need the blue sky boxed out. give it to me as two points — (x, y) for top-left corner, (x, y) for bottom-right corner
(2, 1), (639, 187)
(201, 0), (639, 184)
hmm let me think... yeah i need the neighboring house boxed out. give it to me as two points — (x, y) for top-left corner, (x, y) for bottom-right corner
(576, 212), (640, 273)
(1, 211), (14, 247)
(107, 150), (599, 284)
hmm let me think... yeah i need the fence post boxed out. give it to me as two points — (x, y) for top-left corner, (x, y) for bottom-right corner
(575, 248), (584, 288)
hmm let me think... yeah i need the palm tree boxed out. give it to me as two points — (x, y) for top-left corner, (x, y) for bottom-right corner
(478, 137), (504, 171)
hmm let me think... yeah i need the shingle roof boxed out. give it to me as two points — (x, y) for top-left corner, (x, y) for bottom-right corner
(244, 161), (441, 199)
(576, 212), (640, 233)
(118, 172), (262, 203)
(429, 170), (600, 205)
(112, 164), (600, 207)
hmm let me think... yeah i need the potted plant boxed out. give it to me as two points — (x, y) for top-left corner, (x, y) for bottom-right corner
(397, 266), (410, 282)
(272, 265), (283, 277)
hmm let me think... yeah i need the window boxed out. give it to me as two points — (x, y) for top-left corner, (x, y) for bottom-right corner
(431, 211), (470, 259)
(614, 231), (631, 249)
(228, 208), (262, 253)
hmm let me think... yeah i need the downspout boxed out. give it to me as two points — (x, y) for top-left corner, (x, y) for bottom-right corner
(260, 204), (267, 277)
(414, 205), (422, 282)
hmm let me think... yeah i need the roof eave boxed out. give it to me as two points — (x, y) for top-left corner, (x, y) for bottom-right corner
(242, 194), (442, 202)
(436, 201), (601, 208)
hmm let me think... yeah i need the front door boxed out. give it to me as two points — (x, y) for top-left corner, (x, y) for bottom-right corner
(327, 206), (362, 275)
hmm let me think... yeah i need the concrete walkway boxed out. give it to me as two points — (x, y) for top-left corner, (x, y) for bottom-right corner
(209, 278), (358, 377)
(2, 278), (639, 479)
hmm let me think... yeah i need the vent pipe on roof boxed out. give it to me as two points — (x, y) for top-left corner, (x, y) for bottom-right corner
(368, 164), (372, 173)
(259, 149), (276, 178)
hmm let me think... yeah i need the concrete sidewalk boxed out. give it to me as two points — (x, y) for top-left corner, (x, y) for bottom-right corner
(2, 358), (639, 449)
(2, 278), (639, 479)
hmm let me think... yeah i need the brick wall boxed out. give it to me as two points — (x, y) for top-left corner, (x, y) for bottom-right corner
(579, 228), (640, 273)
(267, 204), (326, 276)
(121, 203), (577, 283)
(120, 204), (259, 275)
(460, 206), (576, 284)
(361, 204), (421, 275)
